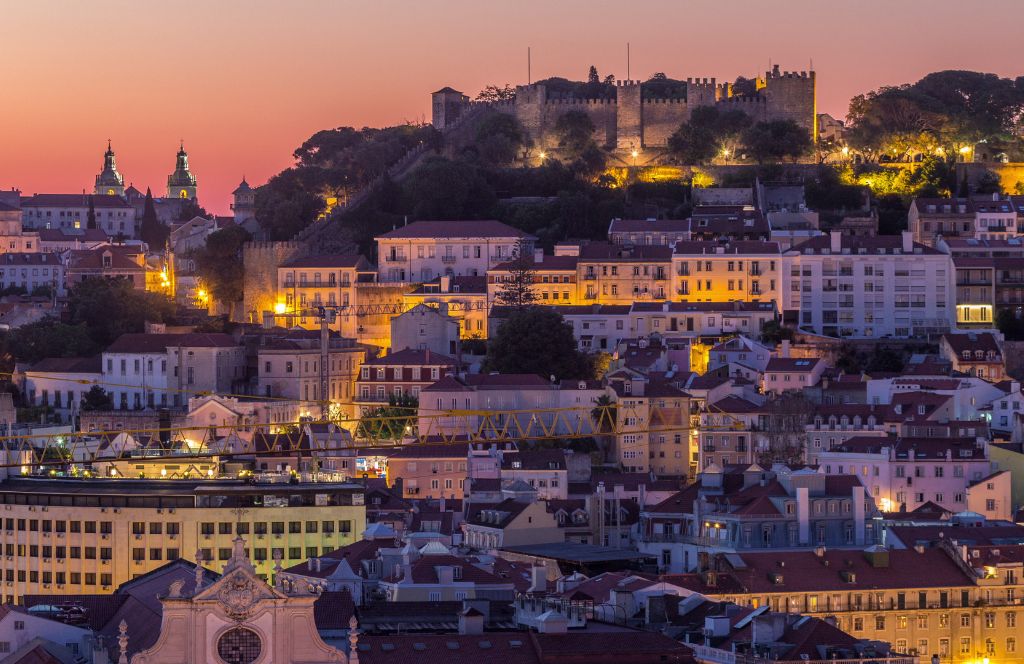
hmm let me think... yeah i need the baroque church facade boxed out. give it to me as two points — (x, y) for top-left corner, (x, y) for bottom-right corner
(127, 537), (351, 664)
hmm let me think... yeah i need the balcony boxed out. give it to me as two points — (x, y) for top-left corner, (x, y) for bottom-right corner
(383, 255), (407, 263)
(688, 645), (918, 664)
(583, 273), (597, 280)
(441, 255), (457, 264)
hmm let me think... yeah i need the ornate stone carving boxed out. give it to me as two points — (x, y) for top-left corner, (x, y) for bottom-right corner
(217, 573), (261, 621)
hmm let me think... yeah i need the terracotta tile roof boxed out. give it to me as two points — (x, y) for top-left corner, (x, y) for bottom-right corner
(357, 633), (540, 664)
(282, 254), (369, 269)
(724, 547), (972, 593)
(28, 356), (102, 374)
(388, 442), (470, 459)
(363, 348), (456, 367)
(942, 332), (1002, 356)
(377, 220), (530, 240)
(788, 234), (943, 255)
(609, 218), (691, 233)
(105, 332), (237, 353)
(0, 252), (62, 266)
(465, 498), (531, 528)
(579, 241), (672, 261)
(673, 240), (780, 255)
(491, 254), (578, 271)
(22, 193), (130, 208)
(765, 357), (822, 372)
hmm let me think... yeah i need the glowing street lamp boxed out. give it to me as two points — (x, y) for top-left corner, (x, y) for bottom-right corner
(631, 149), (639, 166)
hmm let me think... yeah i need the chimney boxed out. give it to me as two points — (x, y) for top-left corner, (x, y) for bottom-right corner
(853, 485), (865, 545)
(796, 486), (810, 545)
(534, 248), (544, 263)
(829, 230), (842, 253)
(780, 340), (791, 358)
(458, 606), (485, 635)
(439, 275), (451, 293)
(901, 231), (913, 253)
(529, 566), (546, 593)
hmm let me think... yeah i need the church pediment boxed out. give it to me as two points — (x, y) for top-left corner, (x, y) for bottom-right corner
(192, 566), (289, 620)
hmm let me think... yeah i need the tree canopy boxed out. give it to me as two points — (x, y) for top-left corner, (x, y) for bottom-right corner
(743, 120), (813, 163)
(846, 70), (1024, 159)
(193, 225), (251, 312)
(667, 106), (753, 164)
(483, 307), (592, 380)
(6, 320), (98, 365)
(66, 277), (176, 347)
(139, 187), (169, 249)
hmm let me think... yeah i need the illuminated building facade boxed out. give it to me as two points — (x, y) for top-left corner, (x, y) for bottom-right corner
(0, 476), (365, 604)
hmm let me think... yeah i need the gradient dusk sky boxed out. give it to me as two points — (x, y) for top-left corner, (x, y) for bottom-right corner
(2, 0), (1021, 214)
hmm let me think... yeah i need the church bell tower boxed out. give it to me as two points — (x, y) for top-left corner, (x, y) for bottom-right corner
(94, 140), (125, 196)
(167, 141), (198, 200)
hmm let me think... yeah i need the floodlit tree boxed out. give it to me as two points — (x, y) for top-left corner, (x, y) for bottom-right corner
(356, 394), (418, 441)
(755, 394), (815, 467)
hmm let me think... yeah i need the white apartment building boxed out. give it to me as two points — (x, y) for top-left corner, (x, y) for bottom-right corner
(376, 220), (534, 283)
(0, 253), (65, 296)
(782, 231), (954, 339)
(20, 194), (135, 238)
(100, 333), (244, 410)
(816, 436), (1007, 519)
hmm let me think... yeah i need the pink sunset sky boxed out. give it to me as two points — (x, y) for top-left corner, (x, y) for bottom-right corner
(1, 0), (1021, 214)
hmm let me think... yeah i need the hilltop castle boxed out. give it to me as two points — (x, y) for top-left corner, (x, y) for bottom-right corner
(433, 64), (816, 152)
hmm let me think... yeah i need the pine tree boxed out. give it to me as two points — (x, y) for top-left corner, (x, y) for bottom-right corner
(139, 187), (168, 248)
(86, 195), (96, 230)
(495, 241), (538, 309)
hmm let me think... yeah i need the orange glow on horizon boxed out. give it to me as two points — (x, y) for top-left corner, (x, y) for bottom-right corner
(2, 0), (1021, 215)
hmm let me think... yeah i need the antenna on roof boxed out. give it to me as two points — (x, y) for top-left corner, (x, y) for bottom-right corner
(627, 42), (630, 81)
(527, 46), (532, 85)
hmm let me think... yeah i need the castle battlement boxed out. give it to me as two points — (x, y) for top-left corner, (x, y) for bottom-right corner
(436, 63), (816, 151)
(545, 97), (616, 106)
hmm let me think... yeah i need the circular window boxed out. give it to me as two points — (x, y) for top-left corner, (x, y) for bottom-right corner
(217, 627), (262, 664)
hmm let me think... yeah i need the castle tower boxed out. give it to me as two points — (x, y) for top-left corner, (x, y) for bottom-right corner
(231, 177), (256, 224)
(431, 87), (469, 129)
(761, 65), (817, 142)
(94, 140), (125, 197)
(616, 80), (643, 150)
(167, 141), (198, 200)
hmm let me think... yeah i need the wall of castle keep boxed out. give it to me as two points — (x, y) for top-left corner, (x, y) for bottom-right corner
(242, 241), (307, 323)
(481, 67), (816, 152)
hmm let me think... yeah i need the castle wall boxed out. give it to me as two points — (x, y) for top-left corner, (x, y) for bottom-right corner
(487, 66), (816, 157)
(242, 241), (307, 324)
(642, 98), (690, 147)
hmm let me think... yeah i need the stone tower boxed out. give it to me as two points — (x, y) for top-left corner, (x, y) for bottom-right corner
(94, 140), (125, 196)
(761, 65), (817, 142)
(616, 80), (643, 149)
(167, 141), (198, 200)
(431, 87), (469, 129)
(231, 177), (256, 224)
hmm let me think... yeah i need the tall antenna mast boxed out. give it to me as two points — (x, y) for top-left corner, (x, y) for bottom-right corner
(627, 42), (630, 80)
(528, 46), (532, 85)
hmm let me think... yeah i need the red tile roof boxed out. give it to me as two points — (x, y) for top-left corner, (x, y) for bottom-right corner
(377, 220), (530, 240)
(105, 332), (237, 353)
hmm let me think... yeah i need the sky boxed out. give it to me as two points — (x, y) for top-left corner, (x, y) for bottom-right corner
(1, 0), (1021, 214)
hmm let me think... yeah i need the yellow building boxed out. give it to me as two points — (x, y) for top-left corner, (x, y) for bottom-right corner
(276, 254), (375, 339)
(404, 275), (489, 339)
(671, 240), (782, 308)
(606, 368), (691, 476)
(578, 242), (672, 305)
(487, 252), (581, 306)
(695, 543), (1024, 664)
(0, 476), (365, 603)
